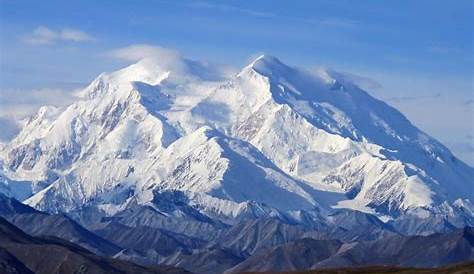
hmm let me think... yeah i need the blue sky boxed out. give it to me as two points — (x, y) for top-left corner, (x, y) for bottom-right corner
(0, 0), (473, 164)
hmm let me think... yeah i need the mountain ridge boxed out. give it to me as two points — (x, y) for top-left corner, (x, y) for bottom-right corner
(0, 54), (472, 236)
(0, 193), (472, 274)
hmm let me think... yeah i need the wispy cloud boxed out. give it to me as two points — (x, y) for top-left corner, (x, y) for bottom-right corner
(0, 117), (20, 142)
(60, 28), (94, 42)
(23, 26), (57, 45)
(386, 93), (442, 103)
(184, 1), (362, 30)
(22, 26), (95, 45)
(106, 44), (187, 74)
(444, 135), (474, 166)
(107, 44), (236, 80)
(318, 18), (361, 28)
(0, 87), (78, 119)
(0, 87), (74, 142)
(428, 46), (463, 54)
(327, 70), (383, 91)
(0, 86), (77, 140)
(464, 99), (474, 108)
(107, 44), (181, 63)
(189, 1), (275, 18)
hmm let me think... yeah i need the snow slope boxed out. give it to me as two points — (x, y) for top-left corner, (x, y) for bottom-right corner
(1, 55), (472, 231)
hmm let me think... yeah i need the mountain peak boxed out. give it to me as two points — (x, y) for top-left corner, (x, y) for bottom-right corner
(246, 54), (290, 77)
(1, 52), (473, 233)
(251, 54), (281, 65)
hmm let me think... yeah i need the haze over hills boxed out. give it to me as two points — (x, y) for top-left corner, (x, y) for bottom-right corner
(0, 215), (189, 274)
(0, 193), (472, 274)
(0, 55), (473, 273)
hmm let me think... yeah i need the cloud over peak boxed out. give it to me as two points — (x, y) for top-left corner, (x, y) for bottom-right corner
(107, 44), (181, 63)
(23, 26), (95, 45)
(106, 44), (187, 74)
(106, 44), (236, 81)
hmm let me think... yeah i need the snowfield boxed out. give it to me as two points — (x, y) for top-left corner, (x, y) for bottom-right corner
(1, 54), (473, 233)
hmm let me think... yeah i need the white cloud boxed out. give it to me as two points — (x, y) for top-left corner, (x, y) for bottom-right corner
(107, 44), (188, 76)
(319, 18), (360, 28)
(0, 86), (80, 142)
(23, 26), (58, 45)
(0, 117), (20, 142)
(0, 87), (77, 119)
(107, 44), (238, 84)
(60, 28), (95, 42)
(444, 139), (474, 167)
(107, 44), (181, 62)
(326, 70), (383, 91)
(23, 26), (95, 45)
(428, 46), (463, 54)
(106, 44), (236, 80)
(189, 1), (275, 18)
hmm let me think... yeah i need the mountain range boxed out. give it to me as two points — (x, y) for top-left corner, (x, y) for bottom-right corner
(0, 55), (473, 273)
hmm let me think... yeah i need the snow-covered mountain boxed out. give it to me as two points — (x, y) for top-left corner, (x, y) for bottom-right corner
(1, 55), (473, 233)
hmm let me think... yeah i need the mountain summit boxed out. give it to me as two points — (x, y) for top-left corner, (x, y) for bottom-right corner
(1, 55), (473, 234)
